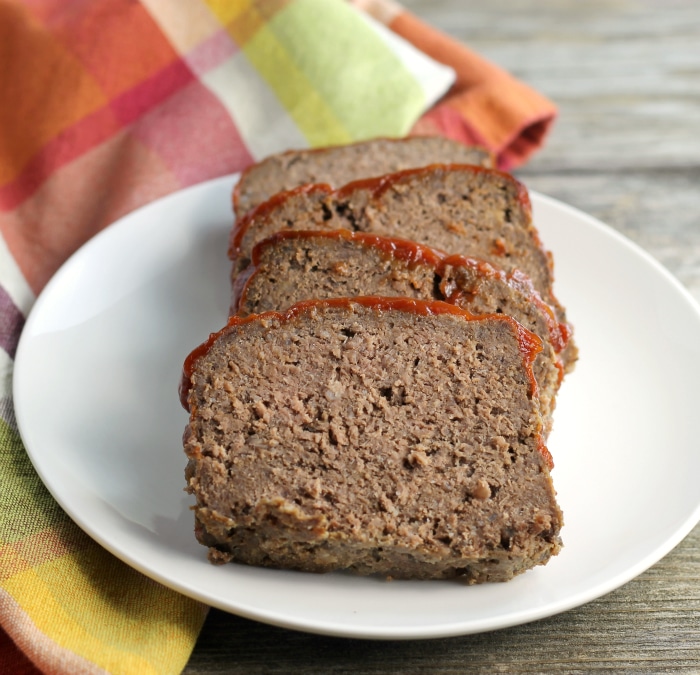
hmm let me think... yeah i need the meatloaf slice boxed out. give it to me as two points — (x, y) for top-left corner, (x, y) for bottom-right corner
(181, 297), (563, 583)
(233, 136), (493, 217)
(233, 229), (567, 429)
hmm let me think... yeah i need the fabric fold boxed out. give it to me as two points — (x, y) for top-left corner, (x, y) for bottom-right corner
(353, 0), (558, 169)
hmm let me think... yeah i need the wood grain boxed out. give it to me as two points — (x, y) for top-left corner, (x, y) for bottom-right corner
(406, 0), (700, 172)
(183, 1), (700, 671)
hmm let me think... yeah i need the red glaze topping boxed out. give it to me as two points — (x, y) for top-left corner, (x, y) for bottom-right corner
(442, 254), (569, 354)
(248, 229), (565, 351)
(182, 296), (541, 407)
(228, 164), (535, 262)
(229, 183), (333, 259)
(251, 229), (447, 269)
(539, 441), (554, 471)
(232, 141), (495, 213)
(333, 163), (531, 214)
(181, 296), (551, 468)
(234, 229), (448, 315)
(233, 231), (570, 359)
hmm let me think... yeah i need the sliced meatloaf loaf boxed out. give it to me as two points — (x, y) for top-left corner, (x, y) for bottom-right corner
(233, 136), (493, 217)
(181, 297), (563, 582)
(229, 163), (577, 371)
(232, 229), (567, 429)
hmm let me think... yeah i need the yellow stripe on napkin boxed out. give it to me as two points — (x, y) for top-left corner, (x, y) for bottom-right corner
(207, 0), (446, 147)
(0, 417), (207, 675)
(236, 15), (352, 146)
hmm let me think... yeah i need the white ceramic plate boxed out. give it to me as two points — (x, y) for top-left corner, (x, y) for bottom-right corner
(14, 175), (700, 640)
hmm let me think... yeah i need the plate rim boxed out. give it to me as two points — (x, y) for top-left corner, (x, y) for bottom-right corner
(12, 175), (700, 640)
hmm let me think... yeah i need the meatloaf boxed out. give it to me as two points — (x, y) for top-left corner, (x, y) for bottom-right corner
(181, 297), (563, 582)
(233, 229), (567, 428)
(233, 136), (494, 217)
(229, 163), (577, 371)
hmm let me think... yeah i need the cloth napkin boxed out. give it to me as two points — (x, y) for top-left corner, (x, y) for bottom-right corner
(0, 1), (557, 673)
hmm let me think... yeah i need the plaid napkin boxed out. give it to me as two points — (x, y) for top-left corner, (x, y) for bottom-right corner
(0, 1), (557, 673)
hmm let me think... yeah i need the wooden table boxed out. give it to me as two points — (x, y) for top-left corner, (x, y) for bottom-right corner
(183, 1), (700, 671)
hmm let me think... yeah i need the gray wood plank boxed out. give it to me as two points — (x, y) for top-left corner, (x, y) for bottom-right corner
(402, 0), (700, 171)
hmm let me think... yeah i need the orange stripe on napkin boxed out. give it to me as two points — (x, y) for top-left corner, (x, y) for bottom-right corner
(354, 0), (557, 170)
(0, 2), (107, 186)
